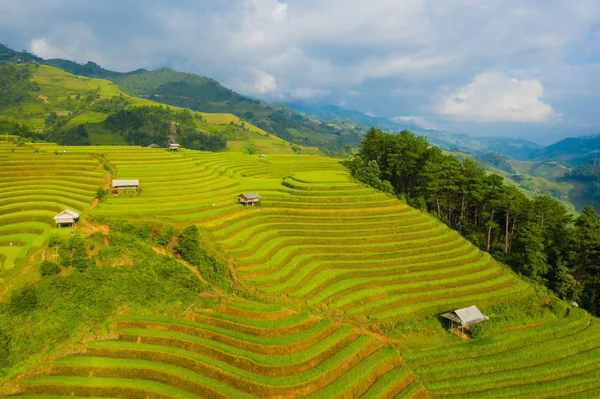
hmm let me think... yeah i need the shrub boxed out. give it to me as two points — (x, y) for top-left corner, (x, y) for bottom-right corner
(47, 234), (62, 247)
(469, 323), (488, 339)
(96, 187), (109, 202)
(9, 285), (37, 315)
(40, 260), (61, 276)
(72, 257), (91, 272)
(156, 226), (174, 246)
(176, 225), (231, 290)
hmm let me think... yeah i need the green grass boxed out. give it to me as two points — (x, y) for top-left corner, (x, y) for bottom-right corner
(14, 300), (419, 398)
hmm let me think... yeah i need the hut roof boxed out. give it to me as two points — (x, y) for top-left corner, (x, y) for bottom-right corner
(240, 192), (260, 200)
(54, 209), (80, 220)
(169, 143), (181, 148)
(441, 305), (488, 326)
(112, 179), (139, 187)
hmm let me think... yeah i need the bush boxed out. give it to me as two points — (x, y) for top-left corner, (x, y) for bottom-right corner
(40, 260), (61, 276)
(469, 323), (488, 339)
(176, 225), (231, 290)
(156, 226), (174, 246)
(72, 257), (91, 272)
(9, 285), (37, 314)
(96, 187), (109, 202)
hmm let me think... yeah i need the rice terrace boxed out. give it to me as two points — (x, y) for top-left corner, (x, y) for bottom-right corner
(3, 7), (600, 397)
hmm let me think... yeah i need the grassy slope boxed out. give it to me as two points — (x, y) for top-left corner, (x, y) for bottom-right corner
(112, 68), (354, 147)
(2, 144), (600, 398)
(0, 64), (317, 155)
(12, 299), (423, 398)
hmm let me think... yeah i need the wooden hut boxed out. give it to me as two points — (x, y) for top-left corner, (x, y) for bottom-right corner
(168, 143), (181, 151)
(239, 192), (260, 206)
(53, 209), (80, 227)
(441, 305), (489, 335)
(112, 179), (139, 193)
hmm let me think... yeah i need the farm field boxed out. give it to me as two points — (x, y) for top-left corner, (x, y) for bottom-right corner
(12, 299), (426, 399)
(0, 142), (106, 274)
(3, 143), (600, 398)
(404, 306), (600, 398)
(85, 146), (531, 322)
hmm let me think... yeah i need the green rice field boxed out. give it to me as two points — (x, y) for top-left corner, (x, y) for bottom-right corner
(3, 143), (600, 398)
(0, 142), (105, 272)
(84, 146), (531, 322)
(14, 299), (426, 399)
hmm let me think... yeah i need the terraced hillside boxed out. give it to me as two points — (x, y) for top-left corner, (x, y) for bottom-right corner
(0, 142), (105, 272)
(14, 300), (426, 398)
(88, 146), (531, 322)
(404, 306), (600, 398)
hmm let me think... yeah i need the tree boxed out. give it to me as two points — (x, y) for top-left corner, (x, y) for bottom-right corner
(574, 206), (600, 279)
(40, 260), (61, 276)
(511, 222), (550, 280)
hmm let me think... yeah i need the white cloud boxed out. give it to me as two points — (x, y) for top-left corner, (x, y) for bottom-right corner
(29, 38), (68, 59)
(364, 55), (453, 79)
(287, 87), (329, 99)
(435, 73), (558, 122)
(253, 70), (278, 94)
(394, 115), (437, 129)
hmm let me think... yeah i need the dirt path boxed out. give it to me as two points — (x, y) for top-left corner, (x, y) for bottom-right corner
(151, 247), (216, 291)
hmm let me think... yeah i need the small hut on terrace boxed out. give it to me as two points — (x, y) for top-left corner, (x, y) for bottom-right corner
(112, 179), (139, 194)
(238, 192), (260, 206)
(168, 143), (181, 151)
(441, 305), (489, 335)
(53, 209), (79, 227)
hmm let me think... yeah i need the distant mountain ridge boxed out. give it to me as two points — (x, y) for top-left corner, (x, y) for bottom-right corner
(2, 42), (598, 165)
(534, 135), (600, 166)
(286, 102), (544, 159)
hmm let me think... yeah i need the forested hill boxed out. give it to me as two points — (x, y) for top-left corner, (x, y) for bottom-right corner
(111, 69), (360, 149)
(348, 127), (600, 316)
(0, 44), (358, 150)
(535, 135), (600, 166)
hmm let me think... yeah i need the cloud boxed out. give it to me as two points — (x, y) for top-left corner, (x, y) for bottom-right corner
(1, 0), (600, 137)
(435, 73), (558, 122)
(364, 55), (453, 79)
(253, 70), (278, 94)
(287, 87), (329, 99)
(394, 115), (437, 129)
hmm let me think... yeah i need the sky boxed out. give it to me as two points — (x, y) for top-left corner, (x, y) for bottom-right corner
(1, 0), (600, 144)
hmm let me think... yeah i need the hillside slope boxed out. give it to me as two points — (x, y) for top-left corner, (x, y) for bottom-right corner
(0, 63), (310, 154)
(0, 44), (357, 149)
(14, 299), (426, 399)
(4, 143), (600, 398)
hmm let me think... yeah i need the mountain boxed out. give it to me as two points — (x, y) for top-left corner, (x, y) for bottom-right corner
(0, 43), (43, 64)
(534, 135), (600, 166)
(0, 62), (309, 156)
(286, 102), (543, 159)
(1, 44), (360, 150)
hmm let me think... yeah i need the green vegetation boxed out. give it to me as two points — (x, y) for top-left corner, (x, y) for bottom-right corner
(0, 226), (206, 380)
(350, 128), (598, 315)
(3, 50), (600, 398)
(0, 64), (40, 109)
(109, 68), (359, 150)
(12, 299), (422, 398)
(0, 63), (305, 155)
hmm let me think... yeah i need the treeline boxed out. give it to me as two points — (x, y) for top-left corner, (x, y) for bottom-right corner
(0, 64), (39, 109)
(347, 128), (600, 315)
(105, 106), (226, 151)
